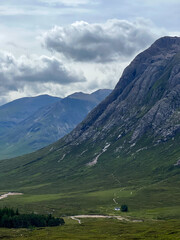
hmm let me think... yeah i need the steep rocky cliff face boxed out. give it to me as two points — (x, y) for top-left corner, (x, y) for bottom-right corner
(65, 36), (180, 144)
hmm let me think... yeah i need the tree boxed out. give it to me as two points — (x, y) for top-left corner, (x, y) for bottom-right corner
(121, 204), (128, 212)
(15, 208), (19, 215)
(0, 207), (65, 228)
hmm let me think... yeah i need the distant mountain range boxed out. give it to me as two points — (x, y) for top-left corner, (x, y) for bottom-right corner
(0, 95), (61, 136)
(0, 89), (111, 159)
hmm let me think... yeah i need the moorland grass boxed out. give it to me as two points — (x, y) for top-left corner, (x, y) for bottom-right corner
(0, 218), (180, 239)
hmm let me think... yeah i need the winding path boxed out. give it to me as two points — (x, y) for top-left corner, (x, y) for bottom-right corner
(70, 215), (143, 224)
(70, 216), (81, 224)
(0, 192), (23, 200)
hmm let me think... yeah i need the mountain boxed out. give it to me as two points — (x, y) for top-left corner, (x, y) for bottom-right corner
(65, 36), (180, 144)
(0, 37), (179, 219)
(0, 89), (112, 159)
(0, 95), (61, 136)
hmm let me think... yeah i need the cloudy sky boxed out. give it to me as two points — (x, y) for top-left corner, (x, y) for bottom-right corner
(0, 0), (179, 104)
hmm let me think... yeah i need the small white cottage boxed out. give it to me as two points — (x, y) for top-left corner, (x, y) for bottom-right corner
(114, 207), (121, 211)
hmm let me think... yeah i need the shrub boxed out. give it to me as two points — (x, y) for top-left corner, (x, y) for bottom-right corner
(121, 204), (128, 212)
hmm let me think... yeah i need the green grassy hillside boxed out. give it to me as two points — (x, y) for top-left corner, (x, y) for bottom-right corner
(0, 130), (179, 220)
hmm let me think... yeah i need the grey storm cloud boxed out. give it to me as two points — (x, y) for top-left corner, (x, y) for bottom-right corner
(42, 19), (157, 63)
(0, 52), (85, 93)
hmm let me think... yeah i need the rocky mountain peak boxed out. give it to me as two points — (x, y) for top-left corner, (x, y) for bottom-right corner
(64, 36), (180, 145)
(152, 36), (180, 50)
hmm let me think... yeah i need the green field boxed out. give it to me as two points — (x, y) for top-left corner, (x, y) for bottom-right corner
(0, 218), (180, 240)
(0, 179), (180, 220)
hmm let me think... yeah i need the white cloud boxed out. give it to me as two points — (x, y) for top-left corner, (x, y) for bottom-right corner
(0, 18), (164, 104)
(38, 0), (91, 6)
(0, 52), (86, 95)
(42, 19), (158, 63)
(0, 0), (98, 16)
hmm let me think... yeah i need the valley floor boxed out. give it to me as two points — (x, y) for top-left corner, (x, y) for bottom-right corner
(0, 218), (180, 239)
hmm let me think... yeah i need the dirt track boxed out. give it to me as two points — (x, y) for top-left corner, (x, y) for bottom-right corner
(0, 192), (23, 200)
(70, 215), (143, 224)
